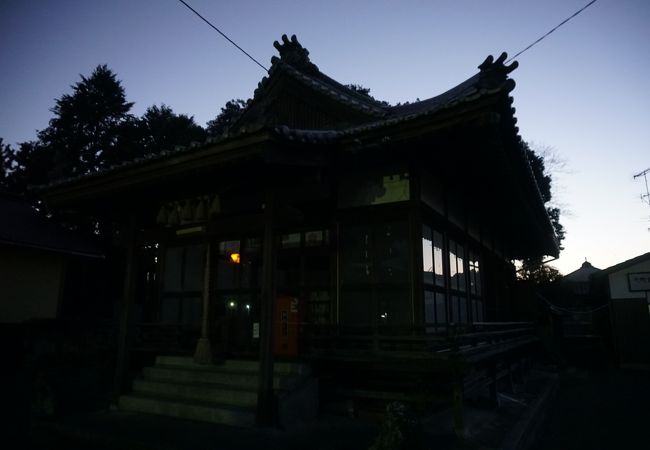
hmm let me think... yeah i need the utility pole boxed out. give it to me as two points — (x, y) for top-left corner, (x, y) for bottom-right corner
(633, 168), (650, 231)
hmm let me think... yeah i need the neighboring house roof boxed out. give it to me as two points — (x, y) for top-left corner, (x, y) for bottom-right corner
(564, 260), (602, 283)
(0, 194), (103, 258)
(596, 252), (650, 276)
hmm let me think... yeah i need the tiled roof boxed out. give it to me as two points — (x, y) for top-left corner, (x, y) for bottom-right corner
(597, 252), (650, 276)
(41, 38), (520, 194)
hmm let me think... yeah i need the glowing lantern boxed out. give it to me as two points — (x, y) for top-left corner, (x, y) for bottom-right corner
(229, 253), (241, 264)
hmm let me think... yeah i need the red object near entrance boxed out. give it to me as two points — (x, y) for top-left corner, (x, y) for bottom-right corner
(273, 295), (301, 356)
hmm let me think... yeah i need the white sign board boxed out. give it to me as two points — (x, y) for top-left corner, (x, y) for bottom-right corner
(628, 272), (650, 292)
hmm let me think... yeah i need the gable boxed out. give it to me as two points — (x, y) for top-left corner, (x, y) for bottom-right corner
(232, 35), (387, 132)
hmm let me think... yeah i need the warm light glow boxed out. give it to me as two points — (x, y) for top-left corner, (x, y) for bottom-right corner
(229, 252), (241, 264)
(228, 301), (236, 309)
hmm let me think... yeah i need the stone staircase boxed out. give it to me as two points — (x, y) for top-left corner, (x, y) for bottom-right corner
(119, 356), (318, 427)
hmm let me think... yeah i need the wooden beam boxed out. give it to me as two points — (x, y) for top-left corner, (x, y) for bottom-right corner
(113, 213), (137, 403)
(256, 185), (277, 425)
(193, 243), (213, 364)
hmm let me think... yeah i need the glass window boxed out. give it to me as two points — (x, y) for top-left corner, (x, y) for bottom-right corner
(375, 222), (409, 283)
(162, 247), (184, 292)
(307, 290), (330, 325)
(305, 230), (327, 247)
(449, 241), (458, 291)
(459, 296), (468, 324)
(339, 290), (373, 326)
(433, 231), (445, 287)
(340, 225), (373, 284)
(424, 290), (435, 325)
(451, 295), (460, 323)
(160, 297), (179, 323)
(280, 233), (301, 249)
(218, 240), (240, 255)
(304, 252), (329, 286)
(183, 245), (205, 291)
(457, 243), (466, 292)
(181, 297), (202, 325)
(377, 289), (411, 326)
(422, 225), (434, 285)
(435, 292), (447, 325)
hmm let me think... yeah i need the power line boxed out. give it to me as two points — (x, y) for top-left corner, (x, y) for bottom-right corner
(506, 0), (599, 64)
(176, 0), (269, 73)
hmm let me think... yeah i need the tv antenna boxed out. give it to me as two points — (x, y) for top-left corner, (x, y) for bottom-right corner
(633, 168), (650, 231)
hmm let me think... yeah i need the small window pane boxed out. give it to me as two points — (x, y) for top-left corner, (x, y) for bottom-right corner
(451, 295), (460, 323)
(475, 259), (481, 296)
(375, 222), (409, 283)
(422, 225), (433, 285)
(449, 241), (458, 291)
(459, 296), (468, 324)
(457, 244), (466, 292)
(433, 231), (445, 287)
(305, 230), (326, 247)
(219, 240), (240, 255)
(424, 290), (435, 325)
(281, 233), (301, 249)
(340, 225), (373, 284)
(435, 292), (447, 325)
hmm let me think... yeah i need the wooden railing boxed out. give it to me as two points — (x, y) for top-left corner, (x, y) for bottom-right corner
(301, 321), (536, 358)
(130, 320), (537, 359)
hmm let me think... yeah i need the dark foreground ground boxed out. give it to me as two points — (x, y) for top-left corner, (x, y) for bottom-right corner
(19, 366), (650, 450)
(531, 367), (650, 450)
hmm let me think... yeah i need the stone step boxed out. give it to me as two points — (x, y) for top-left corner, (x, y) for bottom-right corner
(142, 366), (296, 389)
(118, 394), (255, 426)
(154, 355), (311, 375)
(132, 379), (257, 407)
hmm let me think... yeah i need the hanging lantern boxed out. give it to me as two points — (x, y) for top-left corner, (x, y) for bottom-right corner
(181, 199), (194, 224)
(209, 194), (221, 217)
(167, 201), (181, 227)
(156, 204), (168, 225)
(194, 196), (208, 222)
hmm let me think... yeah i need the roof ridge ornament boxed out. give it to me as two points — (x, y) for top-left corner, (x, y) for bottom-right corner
(478, 52), (518, 90)
(271, 34), (319, 73)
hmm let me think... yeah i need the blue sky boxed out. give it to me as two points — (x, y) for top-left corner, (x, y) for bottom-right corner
(1, 0), (649, 273)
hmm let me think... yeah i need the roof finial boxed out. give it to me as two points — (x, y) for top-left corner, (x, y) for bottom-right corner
(270, 34), (319, 73)
(478, 52), (518, 90)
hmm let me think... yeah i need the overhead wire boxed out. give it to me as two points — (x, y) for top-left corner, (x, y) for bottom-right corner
(506, 0), (599, 64)
(176, 0), (269, 73)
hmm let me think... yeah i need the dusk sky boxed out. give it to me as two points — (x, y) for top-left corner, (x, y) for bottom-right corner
(1, 0), (648, 274)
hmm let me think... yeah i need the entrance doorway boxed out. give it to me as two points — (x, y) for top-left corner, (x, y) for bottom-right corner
(211, 238), (262, 356)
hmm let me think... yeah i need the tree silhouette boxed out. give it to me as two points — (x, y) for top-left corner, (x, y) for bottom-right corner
(0, 138), (12, 190)
(519, 143), (566, 282)
(140, 104), (206, 155)
(38, 64), (134, 178)
(206, 99), (250, 136)
(525, 143), (566, 246)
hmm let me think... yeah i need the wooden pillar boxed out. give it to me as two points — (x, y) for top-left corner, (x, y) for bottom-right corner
(113, 213), (137, 403)
(194, 243), (213, 364)
(256, 186), (277, 425)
